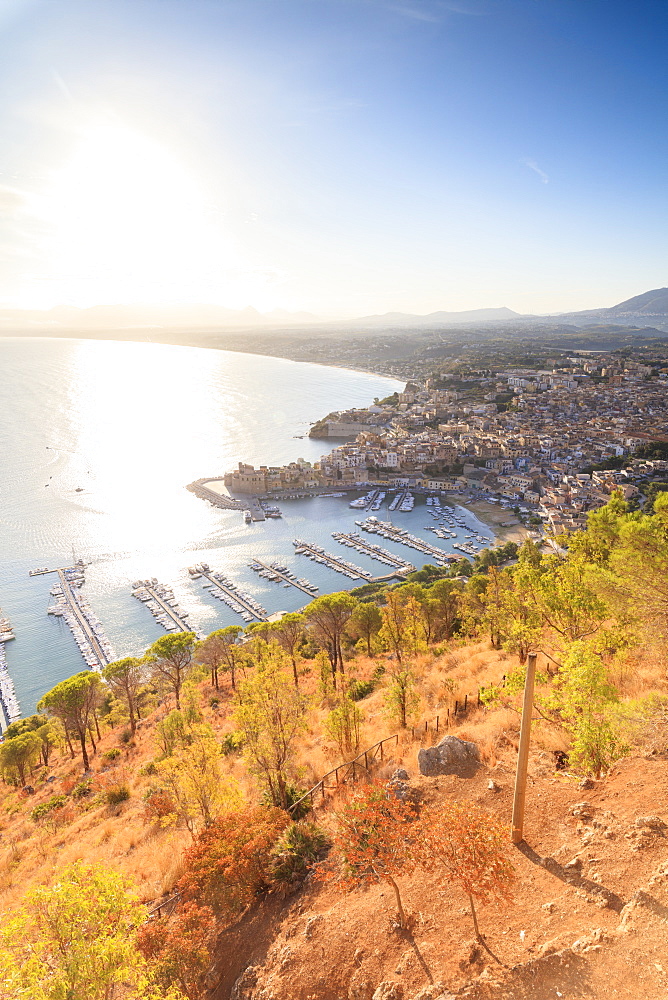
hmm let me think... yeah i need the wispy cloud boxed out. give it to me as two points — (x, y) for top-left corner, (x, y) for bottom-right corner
(385, 0), (485, 20)
(522, 158), (549, 184)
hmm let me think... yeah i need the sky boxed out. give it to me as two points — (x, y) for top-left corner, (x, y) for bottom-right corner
(0, 0), (666, 318)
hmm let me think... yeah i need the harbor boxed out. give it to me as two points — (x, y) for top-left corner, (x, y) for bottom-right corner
(47, 565), (115, 669)
(0, 609), (20, 733)
(292, 538), (372, 581)
(132, 580), (199, 635)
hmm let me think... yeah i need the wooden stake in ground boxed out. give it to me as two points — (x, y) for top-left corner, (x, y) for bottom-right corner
(511, 651), (537, 844)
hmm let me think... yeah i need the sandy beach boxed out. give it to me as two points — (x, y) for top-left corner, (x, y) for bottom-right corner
(465, 498), (534, 544)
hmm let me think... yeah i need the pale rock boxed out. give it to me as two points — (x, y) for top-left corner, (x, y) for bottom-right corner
(418, 736), (480, 778)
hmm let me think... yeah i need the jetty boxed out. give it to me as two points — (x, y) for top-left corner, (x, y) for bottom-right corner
(249, 559), (318, 597)
(357, 517), (455, 566)
(132, 580), (197, 635)
(332, 531), (415, 573)
(0, 609), (20, 732)
(186, 479), (265, 521)
(197, 567), (268, 623)
(292, 539), (371, 581)
(47, 566), (114, 669)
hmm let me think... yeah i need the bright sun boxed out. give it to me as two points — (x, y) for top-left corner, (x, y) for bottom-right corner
(36, 124), (242, 306)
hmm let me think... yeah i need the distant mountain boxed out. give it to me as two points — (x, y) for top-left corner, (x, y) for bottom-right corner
(345, 306), (520, 329)
(545, 287), (668, 329)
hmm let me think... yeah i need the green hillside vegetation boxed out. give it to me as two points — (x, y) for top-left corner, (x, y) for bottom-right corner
(1, 491), (667, 998)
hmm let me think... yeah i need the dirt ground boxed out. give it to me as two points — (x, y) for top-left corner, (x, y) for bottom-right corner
(211, 746), (668, 1000)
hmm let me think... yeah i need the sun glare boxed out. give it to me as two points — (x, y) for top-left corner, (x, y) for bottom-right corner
(36, 124), (243, 306)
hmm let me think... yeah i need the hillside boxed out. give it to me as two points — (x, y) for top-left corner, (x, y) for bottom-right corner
(1, 496), (668, 999)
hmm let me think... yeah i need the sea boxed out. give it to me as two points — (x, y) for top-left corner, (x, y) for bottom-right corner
(0, 336), (494, 717)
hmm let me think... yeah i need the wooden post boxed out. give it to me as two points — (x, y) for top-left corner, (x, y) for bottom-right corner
(436, 715), (439, 732)
(424, 720), (428, 733)
(511, 652), (537, 844)
(464, 694), (468, 712)
(380, 740), (384, 760)
(454, 699), (458, 716)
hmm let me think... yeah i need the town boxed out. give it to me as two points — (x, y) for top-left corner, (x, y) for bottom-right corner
(223, 346), (668, 535)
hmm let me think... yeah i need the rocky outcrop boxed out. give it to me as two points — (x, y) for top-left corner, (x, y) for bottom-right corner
(417, 736), (481, 778)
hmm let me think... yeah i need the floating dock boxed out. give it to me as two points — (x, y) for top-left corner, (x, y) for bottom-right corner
(332, 532), (415, 573)
(357, 517), (455, 566)
(132, 580), (197, 635)
(47, 566), (114, 669)
(197, 567), (268, 623)
(249, 559), (318, 597)
(292, 539), (371, 581)
(0, 609), (20, 732)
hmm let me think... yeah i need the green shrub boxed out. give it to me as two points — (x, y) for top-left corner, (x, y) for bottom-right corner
(260, 783), (311, 820)
(270, 821), (329, 886)
(72, 779), (93, 799)
(139, 760), (157, 776)
(209, 696), (220, 708)
(119, 729), (132, 745)
(31, 794), (67, 822)
(105, 783), (130, 806)
(102, 748), (122, 762)
(348, 679), (374, 702)
(372, 663), (386, 681)
(221, 731), (244, 756)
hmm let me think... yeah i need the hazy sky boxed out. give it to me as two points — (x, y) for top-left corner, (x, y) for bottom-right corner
(0, 0), (666, 317)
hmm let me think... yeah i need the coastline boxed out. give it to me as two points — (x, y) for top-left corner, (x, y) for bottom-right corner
(0, 330), (396, 381)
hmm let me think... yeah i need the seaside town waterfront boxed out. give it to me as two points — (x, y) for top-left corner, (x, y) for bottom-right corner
(196, 353), (668, 536)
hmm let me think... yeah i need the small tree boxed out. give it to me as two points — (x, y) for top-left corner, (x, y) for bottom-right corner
(103, 656), (146, 735)
(233, 655), (307, 808)
(156, 734), (242, 834)
(326, 783), (417, 929)
(0, 860), (183, 999)
(347, 602), (382, 657)
(137, 901), (215, 999)
(0, 731), (41, 786)
(325, 694), (363, 760)
(271, 612), (306, 687)
(543, 640), (627, 776)
(38, 671), (102, 771)
(384, 663), (419, 729)
(178, 806), (288, 921)
(305, 592), (357, 686)
(147, 632), (196, 709)
(418, 802), (514, 953)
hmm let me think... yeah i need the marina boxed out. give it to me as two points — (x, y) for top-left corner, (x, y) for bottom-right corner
(357, 516), (456, 566)
(194, 565), (268, 623)
(331, 531), (415, 573)
(47, 565), (115, 670)
(132, 580), (199, 635)
(249, 559), (318, 597)
(292, 538), (372, 581)
(0, 610), (20, 733)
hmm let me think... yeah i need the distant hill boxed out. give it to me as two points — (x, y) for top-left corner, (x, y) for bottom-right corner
(345, 306), (520, 329)
(545, 287), (668, 330)
(0, 303), (318, 331)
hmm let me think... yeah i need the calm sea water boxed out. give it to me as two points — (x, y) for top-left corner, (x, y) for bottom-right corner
(0, 337), (492, 716)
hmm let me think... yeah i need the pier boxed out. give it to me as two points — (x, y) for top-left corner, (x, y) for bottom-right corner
(132, 581), (196, 634)
(48, 567), (114, 669)
(249, 559), (317, 597)
(292, 539), (371, 581)
(186, 479), (265, 520)
(0, 609), (20, 732)
(332, 532), (415, 573)
(357, 517), (455, 566)
(199, 569), (268, 623)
